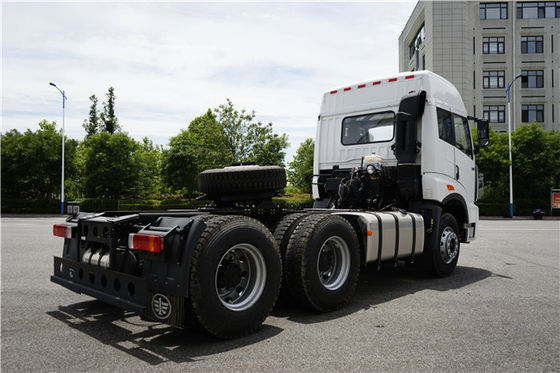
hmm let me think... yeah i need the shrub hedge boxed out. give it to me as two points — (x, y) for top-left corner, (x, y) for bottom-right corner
(475, 197), (559, 216)
(1, 198), (60, 214)
(3, 195), (558, 216)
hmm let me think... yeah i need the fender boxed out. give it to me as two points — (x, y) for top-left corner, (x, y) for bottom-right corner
(441, 193), (470, 241)
(441, 193), (468, 219)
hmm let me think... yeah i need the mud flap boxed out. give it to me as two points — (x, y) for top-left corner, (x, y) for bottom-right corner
(142, 291), (185, 328)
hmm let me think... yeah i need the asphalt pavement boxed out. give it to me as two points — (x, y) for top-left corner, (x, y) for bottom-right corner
(1, 217), (559, 372)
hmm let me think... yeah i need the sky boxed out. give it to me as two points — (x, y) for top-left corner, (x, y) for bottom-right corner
(2, 1), (417, 162)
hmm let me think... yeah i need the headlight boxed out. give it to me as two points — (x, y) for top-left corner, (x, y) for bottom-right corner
(366, 165), (375, 175)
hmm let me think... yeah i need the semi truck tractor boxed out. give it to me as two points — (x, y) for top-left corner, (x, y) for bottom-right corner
(51, 71), (489, 339)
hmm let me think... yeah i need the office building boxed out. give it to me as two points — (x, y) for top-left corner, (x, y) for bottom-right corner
(399, 1), (559, 132)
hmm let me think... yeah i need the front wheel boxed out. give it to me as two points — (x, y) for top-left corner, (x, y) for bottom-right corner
(427, 213), (460, 277)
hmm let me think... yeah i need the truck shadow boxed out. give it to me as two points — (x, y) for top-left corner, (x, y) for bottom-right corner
(273, 264), (494, 324)
(46, 264), (494, 364)
(46, 301), (282, 365)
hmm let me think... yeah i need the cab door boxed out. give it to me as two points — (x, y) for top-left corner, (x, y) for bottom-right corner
(452, 114), (475, 202)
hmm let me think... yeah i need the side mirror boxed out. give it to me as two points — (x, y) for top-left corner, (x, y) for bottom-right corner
(477, 119), (489, 147)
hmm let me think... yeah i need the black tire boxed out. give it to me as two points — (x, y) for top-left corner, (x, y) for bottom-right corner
(272, 213), (310, 301)
(187, 215), (281, 339)
(284, 214), (360, 312)
(272, 213), (310, 260)
(198, 165), (286, 197)
(426, 213), (460, 277)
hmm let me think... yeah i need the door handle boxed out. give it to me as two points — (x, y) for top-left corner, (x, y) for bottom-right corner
(456, 165), (460, 180)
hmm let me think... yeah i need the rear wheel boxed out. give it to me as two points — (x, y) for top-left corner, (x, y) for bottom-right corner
(272, 213), (310, 301)
(284, 214), (360, 312)
(187, 215), (281, 339)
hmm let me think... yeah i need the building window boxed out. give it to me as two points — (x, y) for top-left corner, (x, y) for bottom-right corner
(480, 2), (508, 19)
(521, 70), (544, 88)
(409, 25), (425, 59)
(483, 105), (506, 123)
(483, 71), (505, 88)
(517, 1), (560, 18)
(483, 37), (505, 54)
(521, 35), (543, 53)
(521, 104), (544, 122)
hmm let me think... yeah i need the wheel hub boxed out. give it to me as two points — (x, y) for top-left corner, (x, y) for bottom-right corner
(316, 236), (350, 291)
(318, 249), (334, 272)
(215, 244), (267, 312)
(217, 261), (243, 288)
(440, 227), (459, 264)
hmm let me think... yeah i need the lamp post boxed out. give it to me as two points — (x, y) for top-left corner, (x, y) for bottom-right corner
(49, 82), (68, 215)
(505, 73), (522, 218)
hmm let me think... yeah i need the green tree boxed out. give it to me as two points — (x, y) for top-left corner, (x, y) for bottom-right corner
(476, 122), (560, 210)
(162, 110), (231, 194)
(287, 138), (315, 193)
(511, 123), (560, 202)
(213, 99), (288, 166)
(81, 132), (139, 199)
(474, 128), (510, 200)
(1, 120), (79, 201)
(245, 122), (289, 166)
(213, 98), (255, 162)
(82, 94), (100, 136)
(133, 137), (163, 199)
(100, 87), (120, 134)
(162, 101), (288, 195)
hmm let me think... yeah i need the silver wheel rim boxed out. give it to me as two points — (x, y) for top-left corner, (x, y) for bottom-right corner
(215, 243), (267, 312)
(440, 227), (459, 264)
(316, 236), (350, 290)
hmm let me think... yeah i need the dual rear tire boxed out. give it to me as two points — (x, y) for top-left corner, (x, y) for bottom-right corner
(187, 215), (282, 339)
(187, 213), (362, 339)
(277, 214), (361, 312)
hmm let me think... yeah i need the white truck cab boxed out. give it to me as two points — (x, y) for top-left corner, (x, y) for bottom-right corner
(312, 71), (489, 245)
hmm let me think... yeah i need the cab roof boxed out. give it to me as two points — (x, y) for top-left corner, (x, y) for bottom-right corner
(321, 71), (467, 117)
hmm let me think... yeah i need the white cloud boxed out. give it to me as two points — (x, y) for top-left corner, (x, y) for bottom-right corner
(2, 2), (416, 162)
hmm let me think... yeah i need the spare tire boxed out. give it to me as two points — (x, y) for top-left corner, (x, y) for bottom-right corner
(198, 165), (287, 197)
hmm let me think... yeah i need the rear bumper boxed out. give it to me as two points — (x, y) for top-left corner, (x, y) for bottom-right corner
(51, 256), (186, 328)
(51, 256), (147, 314)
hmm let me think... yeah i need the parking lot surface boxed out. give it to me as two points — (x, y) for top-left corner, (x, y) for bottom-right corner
(1, 217), (559, 372)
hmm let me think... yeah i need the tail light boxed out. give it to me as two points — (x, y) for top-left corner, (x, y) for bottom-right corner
(128, 234), (164, 253)
(53, 224), (73, 238)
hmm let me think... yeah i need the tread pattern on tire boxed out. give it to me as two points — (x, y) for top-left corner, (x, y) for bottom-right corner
(272, 213), (310, 301)
(198, 166), (287, 196)
(184, 214), (224, 333)
(284, 214), (360, 312)
(272, 213), (309, 258)
(187, 215), (281, 339)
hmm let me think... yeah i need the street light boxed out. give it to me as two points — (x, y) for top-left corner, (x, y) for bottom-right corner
(49, 82), (68, 215)
(505, 73), (523, 218)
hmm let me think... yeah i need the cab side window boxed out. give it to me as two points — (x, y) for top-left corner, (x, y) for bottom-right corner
(437, 108), (454, 145)
(437, 107), (473, 158)
(453, 115), (473, 157)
